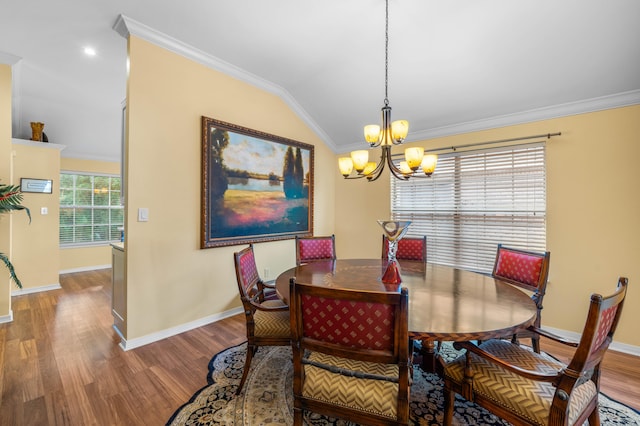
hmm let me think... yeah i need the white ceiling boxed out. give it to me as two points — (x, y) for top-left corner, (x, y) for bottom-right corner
(2, 0), (639, 162)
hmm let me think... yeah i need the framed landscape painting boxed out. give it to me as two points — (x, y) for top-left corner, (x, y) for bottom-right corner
(201, 116), (314, 248)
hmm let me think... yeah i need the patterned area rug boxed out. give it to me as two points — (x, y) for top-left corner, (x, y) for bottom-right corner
(167, 343), (640, 425)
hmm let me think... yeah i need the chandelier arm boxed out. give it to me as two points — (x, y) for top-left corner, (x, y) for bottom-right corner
(364, 149), (388, 181)
(386, 148), (411, 180)
(366, 164), (385, 182)
(342, 174), (366, 180)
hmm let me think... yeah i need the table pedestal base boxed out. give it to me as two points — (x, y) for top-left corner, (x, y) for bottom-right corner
(415, 339), (446, 376)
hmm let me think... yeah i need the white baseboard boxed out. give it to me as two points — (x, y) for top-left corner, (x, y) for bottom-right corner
(0, 310), (13, 324)
(117, 306), (244, 351)
(544, 326), (640, 357)
(60, 264), (111, 274)
(11, 283), (62, 296)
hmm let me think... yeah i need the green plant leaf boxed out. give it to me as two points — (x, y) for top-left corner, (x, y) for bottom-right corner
(0, 252), (22, 289)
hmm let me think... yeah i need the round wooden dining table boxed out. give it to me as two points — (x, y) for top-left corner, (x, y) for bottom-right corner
(275, 258), (537, 372)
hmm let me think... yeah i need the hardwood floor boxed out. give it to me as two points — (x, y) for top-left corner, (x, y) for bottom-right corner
(1, 270), (638, 425)
(1, 270), (246, 425)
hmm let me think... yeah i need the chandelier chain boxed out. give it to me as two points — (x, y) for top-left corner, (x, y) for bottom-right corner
(384, 0), (389, 105)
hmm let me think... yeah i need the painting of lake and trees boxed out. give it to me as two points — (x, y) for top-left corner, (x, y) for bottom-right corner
(201, 117), (314, 248)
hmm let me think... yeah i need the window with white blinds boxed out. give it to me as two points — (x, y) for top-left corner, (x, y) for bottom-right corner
(59, 172), (124, 246)
(391, 142), (546, 273)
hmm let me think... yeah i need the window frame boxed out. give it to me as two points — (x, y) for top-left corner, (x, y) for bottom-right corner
(59, 171), (124, 248)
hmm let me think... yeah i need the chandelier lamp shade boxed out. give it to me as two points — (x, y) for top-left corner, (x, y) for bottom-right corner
(338, 0), (437, 182)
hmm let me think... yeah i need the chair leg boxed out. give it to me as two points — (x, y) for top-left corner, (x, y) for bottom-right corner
(293, 407), (304, 426)
(443, 387), (455, 425)
(510, 334), (520, 345)
(588, 405), (601, 425)
(531, 335), (541, 353)
(236, 344), (256, 395)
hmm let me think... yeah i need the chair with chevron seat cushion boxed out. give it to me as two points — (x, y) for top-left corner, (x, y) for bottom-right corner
(382, 235), (427, 262)
(289, 278), (411, 425)
(233, 244), (291, 395)
(443, 277), (628, 426)
(295, 234), (336, 265)
(492, 244), (551, 352)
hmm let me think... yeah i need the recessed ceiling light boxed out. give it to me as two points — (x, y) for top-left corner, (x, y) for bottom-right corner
(84, 47), (97, 57)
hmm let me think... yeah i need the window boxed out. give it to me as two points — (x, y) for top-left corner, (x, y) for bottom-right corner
(59, 172), (124, 246)
(391, 143), (546, 273)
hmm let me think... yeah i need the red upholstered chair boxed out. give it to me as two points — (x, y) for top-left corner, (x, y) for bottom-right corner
(289, 278), (411, 425)
(295, 234), (336, 265)
(382, 235), (427, 262)
(492, 244), (551, 352)
(233, 245), (290, 395)
(443, 277), (628, 426)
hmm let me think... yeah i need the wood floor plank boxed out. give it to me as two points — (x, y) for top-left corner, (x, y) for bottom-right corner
(0, 268), (637, 425)
(23, 395), (48, 425)
(43, 387), (72, 426)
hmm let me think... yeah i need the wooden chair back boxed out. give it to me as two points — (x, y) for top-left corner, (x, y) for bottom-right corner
(492, 244), (551, 351)
(492, 244), (550, 294)
(492, 244), (550, 319)
(289, 278), (411, 425)
(443, 277), (629, 426)
(566, 277), (628, 386)
(295, 234), (336, 265)
(234, 244), (265, 303)
(382, 235), (427, 261)
(233, 245), (290, 395)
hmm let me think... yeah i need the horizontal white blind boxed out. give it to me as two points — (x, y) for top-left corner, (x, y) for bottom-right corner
(391, 143), (546, 273)
(60, 173), (124, 245)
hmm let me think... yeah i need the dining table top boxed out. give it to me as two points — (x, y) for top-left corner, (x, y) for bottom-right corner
(275, 258), (538, 342)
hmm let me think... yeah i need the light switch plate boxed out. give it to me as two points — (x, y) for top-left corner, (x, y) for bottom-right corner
(138, 207), (149, 222)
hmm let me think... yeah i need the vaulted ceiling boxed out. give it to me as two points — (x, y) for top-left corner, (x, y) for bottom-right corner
(2, 0), (639, 162)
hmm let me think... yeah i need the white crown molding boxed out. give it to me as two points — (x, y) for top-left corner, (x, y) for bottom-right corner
(411, 90), (640, 142)
(339, 89), (640, 154)
(0, 51), (21, 65)
(113, 14), (337, 151)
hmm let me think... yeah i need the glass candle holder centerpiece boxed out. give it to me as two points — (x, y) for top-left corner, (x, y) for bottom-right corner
(378, 220), (411, 284)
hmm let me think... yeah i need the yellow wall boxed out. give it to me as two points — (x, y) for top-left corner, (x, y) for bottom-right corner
(61, 157), (120, 175)
(11, 142), (61, 290)
(335, 105), (640, 347)
(60, 246), (112, 272)
(0, 64), (11, 317)
(124, 37), (335, 340)
(59, 158), (120, 271)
